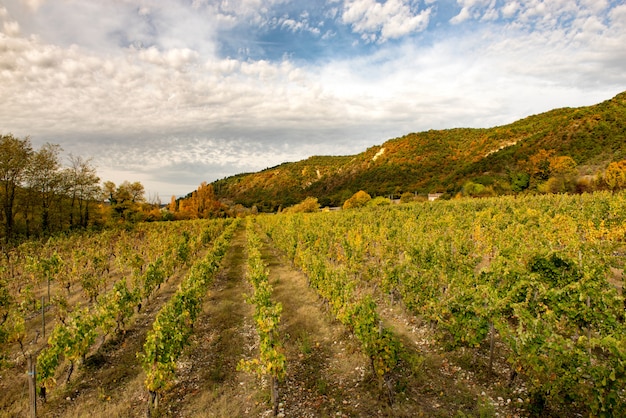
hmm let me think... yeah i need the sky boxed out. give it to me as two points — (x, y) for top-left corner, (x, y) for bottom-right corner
(1, 0), (625, 200)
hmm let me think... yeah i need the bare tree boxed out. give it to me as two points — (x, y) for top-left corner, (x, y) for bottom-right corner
(64, 155), (100, 228)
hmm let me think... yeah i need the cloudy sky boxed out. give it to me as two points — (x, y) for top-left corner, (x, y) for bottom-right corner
(1, 0), (625, 199)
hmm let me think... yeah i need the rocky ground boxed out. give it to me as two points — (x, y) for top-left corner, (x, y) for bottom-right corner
(1, 226), (530, 417)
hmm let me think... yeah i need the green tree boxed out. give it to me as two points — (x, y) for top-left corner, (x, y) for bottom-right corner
(463, 181), (495, 197)
(509, 172), (530, 192)
(26, 143), (63, 234)
(104, 180), (146, 222)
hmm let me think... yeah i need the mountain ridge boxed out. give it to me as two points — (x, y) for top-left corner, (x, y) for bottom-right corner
(208, 91), (626, 210)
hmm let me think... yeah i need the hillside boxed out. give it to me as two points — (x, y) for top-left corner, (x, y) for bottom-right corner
(211, 91), (626, 210)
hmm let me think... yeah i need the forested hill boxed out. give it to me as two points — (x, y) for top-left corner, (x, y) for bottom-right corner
(210, 91), (626, 211)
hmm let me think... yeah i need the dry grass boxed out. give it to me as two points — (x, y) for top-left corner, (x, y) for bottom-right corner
(2, 225), (528, 418)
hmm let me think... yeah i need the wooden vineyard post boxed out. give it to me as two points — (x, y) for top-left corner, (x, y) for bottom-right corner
(587, 295), (592, 357)
(27, 354), (37, 418)
(41, 296), (45, 340)
(271, 377), (279, 416)
(489, 321), (495, 374)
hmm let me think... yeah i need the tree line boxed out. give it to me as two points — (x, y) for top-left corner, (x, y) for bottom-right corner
(0, 133), (157, 245)
(0, 134), (102, 243)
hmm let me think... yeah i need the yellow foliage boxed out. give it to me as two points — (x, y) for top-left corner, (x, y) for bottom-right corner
(604, 160), (626, 190)
(343, 190), (371, 209)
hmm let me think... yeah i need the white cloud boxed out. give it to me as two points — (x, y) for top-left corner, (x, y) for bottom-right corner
(341, 0), (431, 42)
(481, 6), (499, 21)
(581, 0), (609, 14)
(0, 0), (625, 198)
(450, 7), (471, 24)
(501, 1), (519, 18)
(136, 46), (200, 69)
(22, 0), (45, 12)
(609, 3), (626, 27)
(278, 14), (322, 35)
(3, 20), (20, 36)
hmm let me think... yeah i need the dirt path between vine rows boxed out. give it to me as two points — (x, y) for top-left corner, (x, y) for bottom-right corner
(164, 225), (266, 417)
(258, 232), (529, 418)
(12, 226), (526, 418)
(164, 226), (398, 417)
(165, 226), (424, 417)
(260, 241), (384, 417)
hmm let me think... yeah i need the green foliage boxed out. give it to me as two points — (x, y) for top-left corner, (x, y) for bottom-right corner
(29, 219), (234, 396)
(238, 219), (286, 382)
(257, 190), (626, 416)
(139, 219), (238, 399)
(400, 192), (414, 203)
(462, 181), (495, 198)
(257, 210), (402, 394)
(528, 253), (580, 287)
(37, 308), (98, 388)
(143, 258), (165, 299)
(212, 91), (626, 210)
(509, 172), (530, 192)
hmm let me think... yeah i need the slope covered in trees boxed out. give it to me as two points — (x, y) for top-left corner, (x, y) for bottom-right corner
(209, 91), (626, 210)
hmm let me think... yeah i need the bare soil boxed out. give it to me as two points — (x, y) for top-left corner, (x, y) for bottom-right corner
(2, 225), (530, 417)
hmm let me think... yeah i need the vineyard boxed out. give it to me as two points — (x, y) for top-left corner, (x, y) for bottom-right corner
(1, 191), (625, 417)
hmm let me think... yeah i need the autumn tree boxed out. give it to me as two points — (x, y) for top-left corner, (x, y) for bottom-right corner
(343, 190), (371, 209)
(104, 180), (146, 222)
(125, 181), (146, 203)
(188, 182), (217, 217)
(169, 195), (177, 212)
(526, 149), (556, 182)
(0, 135), (105, 239)
(196, 182), (215, 217)
(0, 134), (33, 242)
(285, 196), (320, 213)
(604, 160), (626, 191)
(176, 182), (225, 219)
(542, 155), (578, 193)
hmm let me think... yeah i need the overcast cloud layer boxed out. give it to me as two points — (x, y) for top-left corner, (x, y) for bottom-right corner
(1, 0), (625, 199)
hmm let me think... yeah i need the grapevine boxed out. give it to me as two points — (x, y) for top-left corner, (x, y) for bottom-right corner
(238, 218), (286, 416)
(139, 219), (239, 415)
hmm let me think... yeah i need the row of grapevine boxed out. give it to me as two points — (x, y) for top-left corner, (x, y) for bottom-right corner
(139, 219), (239, 415)
(1, 219), (220, 365)
(257, 216), (402, 404)
(257, 191), (626, 416)
(34, 219), (229, 400)
(238, 218), (286, 416)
